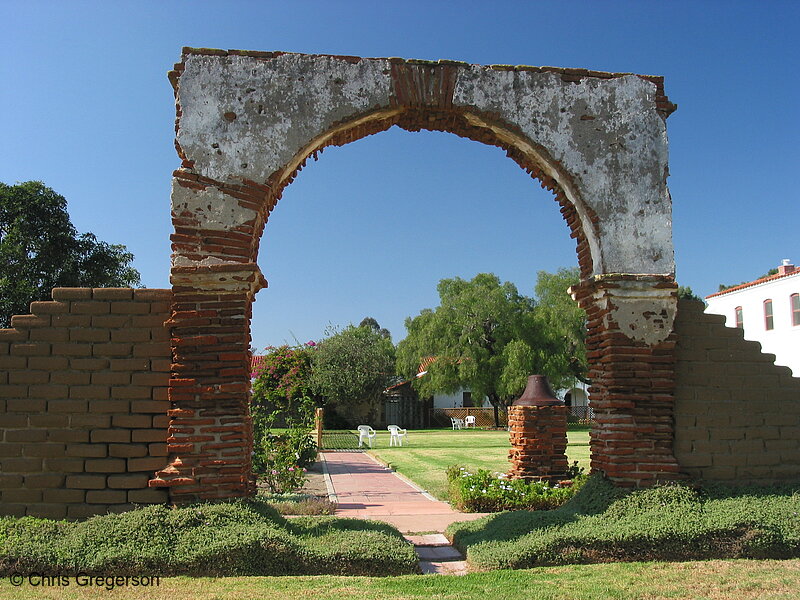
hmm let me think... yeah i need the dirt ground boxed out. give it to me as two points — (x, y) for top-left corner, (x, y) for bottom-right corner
(297, 458), (329, 497)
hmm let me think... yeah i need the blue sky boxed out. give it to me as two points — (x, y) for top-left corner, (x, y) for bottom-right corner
(2, 1), (798, 349)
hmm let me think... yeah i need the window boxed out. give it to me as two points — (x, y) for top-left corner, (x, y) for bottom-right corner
(764, 299), (774, 330)
(735, 306), (743, 328)
(792, 294), (800, 326)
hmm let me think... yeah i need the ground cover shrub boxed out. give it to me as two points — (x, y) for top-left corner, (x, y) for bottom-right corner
(259, 492), (337, 515)
(447, 464), (586, 512)
(446, 475), (800, 571)
(288, 517), (419, 576)
(0, 499), (417, 577)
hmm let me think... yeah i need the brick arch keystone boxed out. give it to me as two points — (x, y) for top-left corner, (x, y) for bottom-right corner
(152, 48), (681, 500)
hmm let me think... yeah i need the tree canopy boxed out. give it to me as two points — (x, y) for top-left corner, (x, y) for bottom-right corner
(310, 319), (396, 427)
(396, 271), (587, 427)
(0, 181), (141, 327)
(532, 267), (588, 388)
(677, 285), (702, 301)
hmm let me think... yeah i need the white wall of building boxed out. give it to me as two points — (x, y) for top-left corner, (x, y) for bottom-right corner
(559, 383), (589, 407)
(432, 383), (590, 408)
(705, 269), (800, 376)
(432, 388), (489, 409)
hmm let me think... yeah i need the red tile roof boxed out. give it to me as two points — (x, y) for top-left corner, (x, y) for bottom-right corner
(705, 268), (800, 299)
(384, 357), (438, 393)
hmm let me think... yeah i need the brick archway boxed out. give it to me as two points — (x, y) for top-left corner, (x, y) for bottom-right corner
(152, 48), (681, 500)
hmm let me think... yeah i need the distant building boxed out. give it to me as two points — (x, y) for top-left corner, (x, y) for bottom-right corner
(383, 354), (592, 427)
(705, 259), (800, 376)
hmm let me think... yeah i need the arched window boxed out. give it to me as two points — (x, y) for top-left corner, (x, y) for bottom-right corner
(792, 294), (800, 326)
(734, 306), (744, 328)
(764, 299), (774, 330)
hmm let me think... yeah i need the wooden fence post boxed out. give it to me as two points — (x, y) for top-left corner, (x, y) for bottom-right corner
(315, 408), (324, 451)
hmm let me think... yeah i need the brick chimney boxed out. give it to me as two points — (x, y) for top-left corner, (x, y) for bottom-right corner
(778, 259), (796, 276)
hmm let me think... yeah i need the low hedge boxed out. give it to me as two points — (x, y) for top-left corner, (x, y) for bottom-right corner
(0, 499), (418, 577)
(447, 475), (800, 570)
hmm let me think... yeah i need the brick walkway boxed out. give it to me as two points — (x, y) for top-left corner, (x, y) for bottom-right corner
(321, 452), (488, 534)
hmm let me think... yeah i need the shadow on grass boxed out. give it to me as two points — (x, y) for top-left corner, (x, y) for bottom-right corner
(447, 475), (627, 549)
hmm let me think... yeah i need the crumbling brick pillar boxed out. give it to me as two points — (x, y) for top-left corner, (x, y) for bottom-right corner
(149, 263), (265, 501)
(508, 403), (569, 482)
(573, 275), (682, 487)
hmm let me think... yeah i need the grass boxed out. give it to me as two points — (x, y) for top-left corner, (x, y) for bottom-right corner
(2, 559), (800, 599)
(366, 427), (590, 500)
(447, 475), (800, 571)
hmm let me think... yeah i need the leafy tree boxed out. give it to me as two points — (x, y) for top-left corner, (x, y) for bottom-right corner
(533, 267), (588, 387)
(359, 316), (390, 339)
(310, 320), (396, 427)
(397, 271), (588, 428)
(677, 285), (701, 301)
(0, 181), (141, 327)
(397, 273), (539, 427)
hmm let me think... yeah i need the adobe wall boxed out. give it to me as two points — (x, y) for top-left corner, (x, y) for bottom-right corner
(674, 299), (800, 483)
(2, 291), (799, 519)
(0, 288), (171, 519)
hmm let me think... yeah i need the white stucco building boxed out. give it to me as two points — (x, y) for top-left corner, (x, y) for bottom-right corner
(705, 259), (800, 376)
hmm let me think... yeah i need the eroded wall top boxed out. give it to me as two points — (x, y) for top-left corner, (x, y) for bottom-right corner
(171, 48), (676, 277)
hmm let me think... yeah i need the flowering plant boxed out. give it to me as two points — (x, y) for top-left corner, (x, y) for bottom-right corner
(251, 343), (317, 431)
(446, 465), (586, 512)
(256, 432), (311, 493)
(251, 343), (319, 492)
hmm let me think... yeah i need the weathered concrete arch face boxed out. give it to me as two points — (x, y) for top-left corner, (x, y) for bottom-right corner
(156, 48), (680, 500)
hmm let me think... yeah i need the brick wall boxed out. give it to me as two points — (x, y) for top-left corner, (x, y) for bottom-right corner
(674, 299), (800, 483)
(0, 288), (171, 519)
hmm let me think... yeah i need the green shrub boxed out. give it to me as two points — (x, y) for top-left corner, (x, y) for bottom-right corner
(256, 431), (316, 493)
(250, 344), (319, 492)
(446, 476), (800, 571)
(0, 499), (417, 577)
(289, 517), (419, 576)
(447, 465), (586, 512)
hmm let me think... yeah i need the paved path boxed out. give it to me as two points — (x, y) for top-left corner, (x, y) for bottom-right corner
(322, 452), (484, 574)
(321, 452), (488, 534)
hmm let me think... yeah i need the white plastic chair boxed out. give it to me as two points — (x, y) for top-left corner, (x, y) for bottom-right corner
(387, 425), (408, 447)
(450, 417), (463, 430)
(464, 415), (476, 428)
(357, 425), (376, 448)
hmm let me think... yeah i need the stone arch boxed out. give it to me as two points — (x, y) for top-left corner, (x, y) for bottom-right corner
(152, 48), (681, 500)
(253, 105), (602, 280)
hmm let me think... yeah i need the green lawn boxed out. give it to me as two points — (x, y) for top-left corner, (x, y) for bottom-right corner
(2, 559), (798, 599)
(366, 427), (590, 500)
